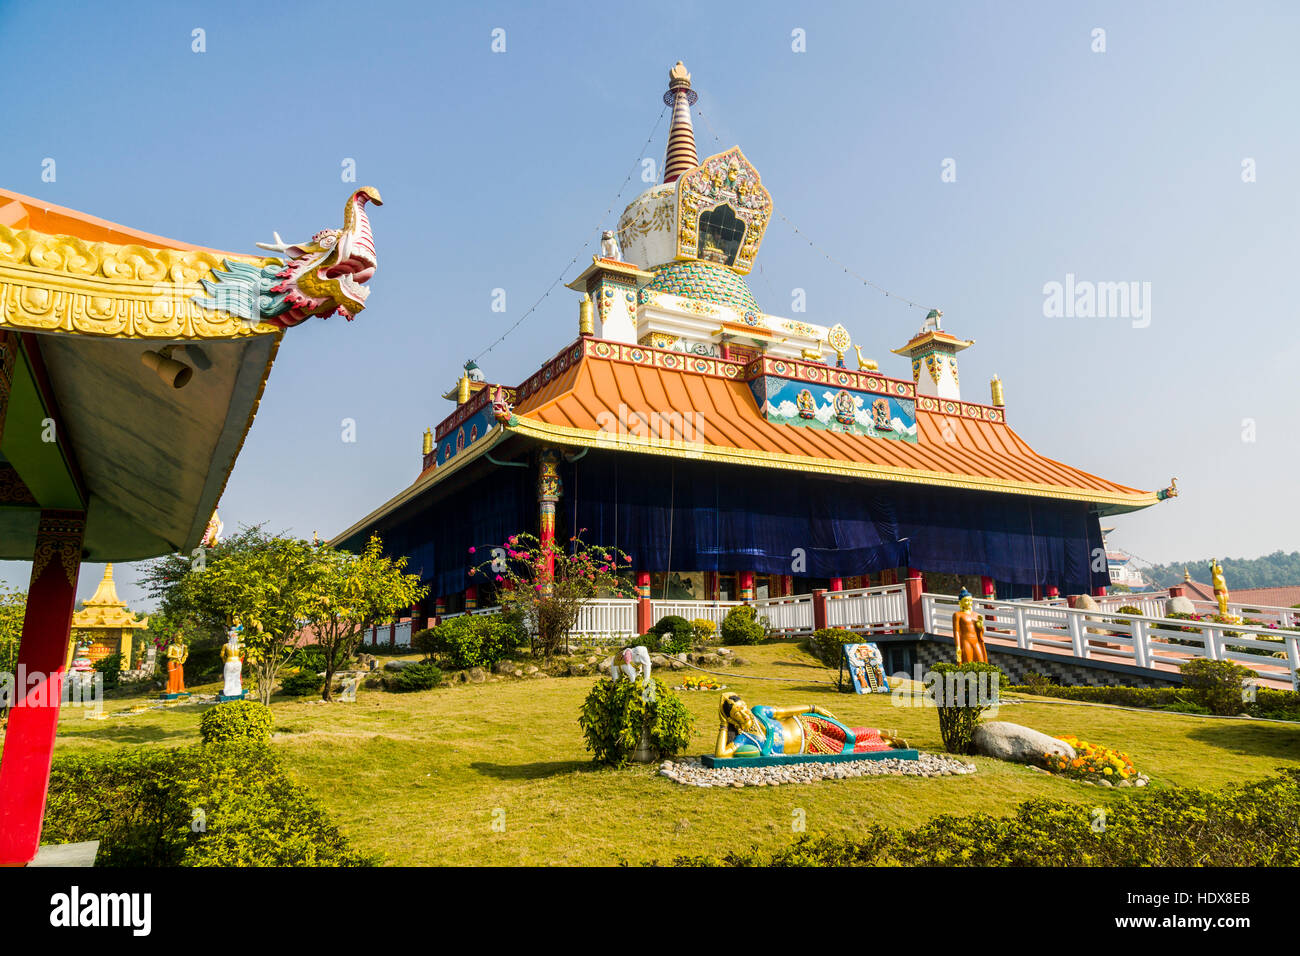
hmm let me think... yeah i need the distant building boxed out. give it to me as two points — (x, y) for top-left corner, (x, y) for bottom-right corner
(1178, 572), (1300, 609)
(1099, 527), (1150, 590)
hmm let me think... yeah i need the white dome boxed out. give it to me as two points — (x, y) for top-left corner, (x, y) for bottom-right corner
(615, 183), (677, 271)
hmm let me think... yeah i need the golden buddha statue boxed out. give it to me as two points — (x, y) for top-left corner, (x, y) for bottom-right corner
(951, 587), (988, 664)
(1210, 559), (1230, 617)
(714, 692), (907, 758)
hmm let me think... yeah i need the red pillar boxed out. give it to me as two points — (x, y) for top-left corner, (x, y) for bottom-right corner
(464, 585), (478, 611)
(1169, 584), (1185, 598)
(636, 570), (653, 634)
(0, 510), (85, 866)
(739, 570), (755, 602)
(828, 577), (843, 592)
(537, 448), (561, 592)
(812, 589), (828, 630)
(1046, 585), (1060, 599)
(1092, 585), (1107, 597)
(980, 575), (995, 598)
(905, 569), (924, 632)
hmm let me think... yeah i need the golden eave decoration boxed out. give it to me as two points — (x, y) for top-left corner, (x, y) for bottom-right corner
(0, 223), (279, 340)
(675, 147), (772, 275)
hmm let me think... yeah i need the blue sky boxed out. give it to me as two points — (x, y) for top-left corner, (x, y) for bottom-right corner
(2, 0), (1297, 609)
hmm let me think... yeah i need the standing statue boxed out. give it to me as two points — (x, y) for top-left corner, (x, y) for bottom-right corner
(714, 692), (908, 758)
(219, 626), (245, 700)
(165, 640), (189, 696)
(951, 587), (988, 664)
(1210, 559), (1230, 617)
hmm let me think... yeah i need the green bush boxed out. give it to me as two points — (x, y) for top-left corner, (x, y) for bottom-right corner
(578, 676), (694, 767)
(279, 668), (325, 697)
(1116, 605), (1142, 616)
(198, 700), (273, 745)
(294, 646), (330, 673)
(1180, 658), (1256, 716)
(94, 652), (122, 690)
(659, 770), (1300, 866)
(928, 661), (1004, 754)
(427, 613), (527, 669)
(411, 628), (436, 658)
(690, 618), (717, 644)
(182, 641), (223, 685)
(720, 604), (765, 646)
(808, 627), (851, 665)
(650, 615), (693, 654)
(386, 659), (442, 692)
(42, 743), (373, 866)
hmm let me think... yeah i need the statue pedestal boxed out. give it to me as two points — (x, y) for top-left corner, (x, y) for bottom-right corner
(632, 728), (659, 764)
(216, 691), (247, 703)
(702, 748), (919, 769)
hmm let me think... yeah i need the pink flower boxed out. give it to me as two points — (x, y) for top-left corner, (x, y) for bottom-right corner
(468, 546), (476, 554)
(496, 575), (504, 582)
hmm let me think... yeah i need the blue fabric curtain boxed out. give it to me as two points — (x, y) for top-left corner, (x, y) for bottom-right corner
(358, 448), (1110, 598)
(369, 465), (532, 596)
(564, 451), (1108, 593)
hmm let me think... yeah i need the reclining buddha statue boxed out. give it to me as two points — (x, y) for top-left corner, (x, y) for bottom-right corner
(714, 692), (908, 758)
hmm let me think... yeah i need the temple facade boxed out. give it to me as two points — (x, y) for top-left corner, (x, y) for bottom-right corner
(334, 62), (1174, 619)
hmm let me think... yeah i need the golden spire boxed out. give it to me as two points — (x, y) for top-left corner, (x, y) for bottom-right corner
(990, 374), (1004, 407)
(456, 370), (471, 405)
(579, 293), (594, 336)
(422, 427), (433, 456)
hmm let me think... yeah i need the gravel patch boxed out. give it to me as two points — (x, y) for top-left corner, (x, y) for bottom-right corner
(660, 752), (977, 788)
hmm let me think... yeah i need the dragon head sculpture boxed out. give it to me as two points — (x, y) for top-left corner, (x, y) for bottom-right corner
(194, 186), (383, 329)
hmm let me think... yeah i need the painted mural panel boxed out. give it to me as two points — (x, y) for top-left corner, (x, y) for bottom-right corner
(749, 375), (918, 443)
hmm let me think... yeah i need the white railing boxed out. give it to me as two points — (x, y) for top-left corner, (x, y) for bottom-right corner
(649, 599), (742, 629)
(922, 592), (1300, 689)
(1093, 592), (1171, 617)
(825, 584), (909, 634)
(1188, 600), (1300, 629)
(751, 594), (815, 635)
(363, 620), (415, 646)
(574, 598), (639, 641)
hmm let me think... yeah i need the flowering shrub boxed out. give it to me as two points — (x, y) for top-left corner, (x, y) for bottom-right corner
(1043, 735), (1136, 782)
(470, 532), (634, 657)
(690, 618), (717, 644)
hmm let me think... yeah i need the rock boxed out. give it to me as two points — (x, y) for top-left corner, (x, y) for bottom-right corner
(467, 667), (487, 683)
(649, 654), (669, 667)
(971, 721), (1075, 765)
(524, 665), (538, 675)
(492, 660), (514, 675)
(716, 648), (732, 656)
(730, 656), (751, 666)
(566, 662), (588, 676)
(512, 669), (524, 678)
(383, 660), (413, 673)
(1165, 595), (1195, 616)
(1134, 777), (1147, 787)
(668, 659), (685, 670)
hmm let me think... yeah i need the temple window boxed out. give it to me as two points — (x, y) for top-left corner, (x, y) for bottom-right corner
(697, 204), (745, 265)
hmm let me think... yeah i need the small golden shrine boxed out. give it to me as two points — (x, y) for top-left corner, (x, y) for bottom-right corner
(70, 565), (148, 670)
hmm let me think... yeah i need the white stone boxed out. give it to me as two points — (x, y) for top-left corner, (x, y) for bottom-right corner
(971, 721), (1076, 765)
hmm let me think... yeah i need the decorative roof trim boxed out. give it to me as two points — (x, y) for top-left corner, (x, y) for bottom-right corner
(0, 224), (279, 340)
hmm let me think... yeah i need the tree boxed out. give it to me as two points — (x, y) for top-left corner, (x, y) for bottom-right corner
(142, 526), (326, 705)
(304, 535), (426, 701)
(0, 589), (27, 720)
(472, 532), (633, 657)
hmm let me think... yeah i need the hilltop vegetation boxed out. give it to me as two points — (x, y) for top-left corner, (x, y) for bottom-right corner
(1143, 550), (1300, 590)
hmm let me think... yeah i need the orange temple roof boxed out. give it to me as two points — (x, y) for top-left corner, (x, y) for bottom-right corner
(504, 339), (1156, 513)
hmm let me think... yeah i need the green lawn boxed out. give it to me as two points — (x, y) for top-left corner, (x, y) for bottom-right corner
(32, 640), (1300, 865)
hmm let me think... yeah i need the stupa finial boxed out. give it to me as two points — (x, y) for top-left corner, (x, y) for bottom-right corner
(662, 61), (699, 184)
